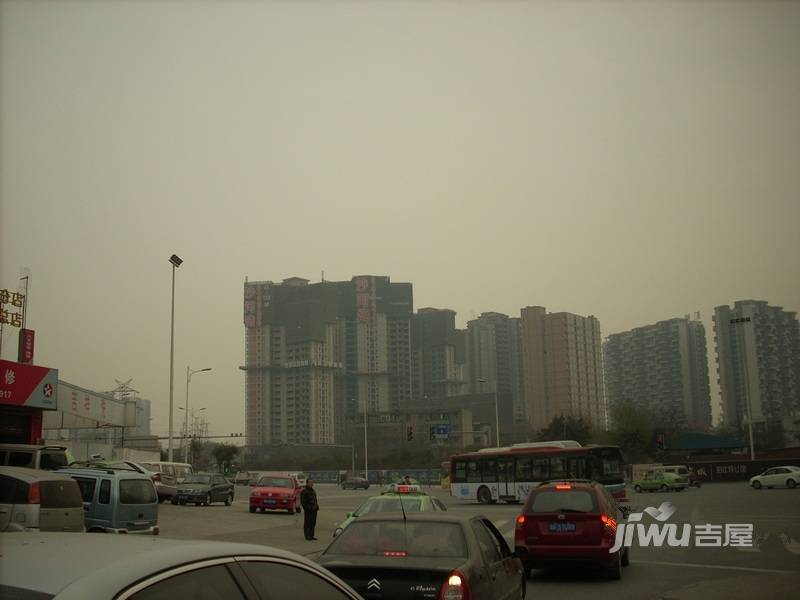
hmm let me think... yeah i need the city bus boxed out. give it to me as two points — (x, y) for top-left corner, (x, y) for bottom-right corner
(449, 441), (627, 504)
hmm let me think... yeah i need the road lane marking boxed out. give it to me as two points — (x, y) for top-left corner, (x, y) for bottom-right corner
(631, 560), (798, 574)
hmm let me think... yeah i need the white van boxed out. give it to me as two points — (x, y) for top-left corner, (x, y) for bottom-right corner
(139, 461), (193, 484)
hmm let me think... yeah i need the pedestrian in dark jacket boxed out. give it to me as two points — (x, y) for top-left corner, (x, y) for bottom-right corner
(300, 479), (319, 540)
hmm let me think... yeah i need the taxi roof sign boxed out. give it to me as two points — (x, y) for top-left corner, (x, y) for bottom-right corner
(395, 484), (421, 494)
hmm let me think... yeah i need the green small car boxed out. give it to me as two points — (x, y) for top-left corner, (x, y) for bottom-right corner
(333, 487), (448, 537)
(633, 469), (689, 493)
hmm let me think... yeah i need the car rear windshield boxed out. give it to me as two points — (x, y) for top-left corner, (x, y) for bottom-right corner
(184, 475), (211, 484)
(529, 490), (597, 513)
(356, 498), (423, 516)
(257, 477), (293, 488)
(119, 479), (157, 504)
(39, 453), (68, 470)
(40, 480), (83, 508)
(326, 521), (468, 558)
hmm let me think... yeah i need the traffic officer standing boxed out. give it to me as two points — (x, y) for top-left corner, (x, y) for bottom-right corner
(300, 478), (319, 540)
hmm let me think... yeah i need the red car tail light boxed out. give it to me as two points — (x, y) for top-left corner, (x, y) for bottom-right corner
(153, 526), (160, 535)
(555, 483), (572, 490)
(600, 514), (617, 534)
(382, 550), (407, 557)
(516, 515), (526, 528)
(27, 481), (41, 504)
(439, 571), (470, 600)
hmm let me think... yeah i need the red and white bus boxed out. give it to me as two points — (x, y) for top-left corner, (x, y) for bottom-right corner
(449, 441), (627, 504)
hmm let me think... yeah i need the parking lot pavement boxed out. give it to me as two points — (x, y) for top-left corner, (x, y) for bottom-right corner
(157, 482), (800, 598)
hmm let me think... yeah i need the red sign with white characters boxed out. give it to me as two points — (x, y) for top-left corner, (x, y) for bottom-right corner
(18, 328), (35, 364)
(0, 359), (58, 409)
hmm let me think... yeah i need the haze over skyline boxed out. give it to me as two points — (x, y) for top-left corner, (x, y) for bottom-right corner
(2, 1), (799, 438)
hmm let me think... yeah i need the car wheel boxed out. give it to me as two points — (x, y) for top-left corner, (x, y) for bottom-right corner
(204, 494), (211, 506)
(288, 503), (296, 515)
(621, 546), (630, 567)
(752, 480), (762, 489)
(477, 486), (492, 505)
(660, 484), (669, 492)
(296, 504), (301, 513)
(606, 551), (622, 580)
(634, 485), (642, 493)
(249, 506), (256, 513)
(171, 498), (179, 505)
(225, 493), (233, 506)
(341, 484), (347, 490)
(787, 479), (797, 489)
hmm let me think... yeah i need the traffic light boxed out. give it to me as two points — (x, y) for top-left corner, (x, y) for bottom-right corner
(407, 426), (414, 441)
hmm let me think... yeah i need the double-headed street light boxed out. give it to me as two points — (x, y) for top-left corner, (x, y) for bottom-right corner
(478, 378), (500, 448)
(184, 367), (212, 462)
(167, 254), (183, 462)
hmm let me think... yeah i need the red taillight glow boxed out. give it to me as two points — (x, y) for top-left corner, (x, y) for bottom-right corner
(382, 550), (407, 557)
(600, 514), (617, 533)
(28, 481), (41, 504)
(153, 526), (160, 535)
(516, 515), (526, 527)
(555, 483), (572, 490)
(439, 570), (470, 600)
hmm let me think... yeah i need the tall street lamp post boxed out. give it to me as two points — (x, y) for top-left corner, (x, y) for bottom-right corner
(478, 378), (500, 447)
(167, 254), (183, 462)
(184, 367), (212, 462)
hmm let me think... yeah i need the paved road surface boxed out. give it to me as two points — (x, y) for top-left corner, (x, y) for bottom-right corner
(157, 482), (800, 599)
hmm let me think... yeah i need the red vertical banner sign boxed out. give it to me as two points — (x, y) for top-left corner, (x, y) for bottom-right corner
(18, 329), (35, 364)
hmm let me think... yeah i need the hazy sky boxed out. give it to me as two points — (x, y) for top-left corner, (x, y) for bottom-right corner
(2, 1), (799, 438)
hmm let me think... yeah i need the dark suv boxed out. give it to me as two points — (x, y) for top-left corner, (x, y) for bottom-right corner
(514, 480), (629, 580)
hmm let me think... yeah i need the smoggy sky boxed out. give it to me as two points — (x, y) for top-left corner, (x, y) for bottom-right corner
(2, 1), (799, 438)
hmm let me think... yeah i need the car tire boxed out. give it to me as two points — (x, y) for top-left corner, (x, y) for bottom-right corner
(288, 504), (296, 515)
(225, 494), (233, 506)
(634, 485), (642, 493)
(341, 484), (347, 490)
(787, 479), (797, 489)
(296, 504), (301, 513)
(171, 498), (179, 505)
(621, 547), (630, 567)
(249, 506), (256, 513)
(606, 552), (622, 580)
(660, 484), (669, 492)
(204, 494), (211, 506)
(752, 480), (762, 489)
(477, 486), (492, 505)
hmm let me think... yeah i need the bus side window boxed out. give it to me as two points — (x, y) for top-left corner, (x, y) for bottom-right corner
(567, 456), (587, 479)
(453, 461), (466, 483)
(467, 461), (481, 483)
(482, 459), (497, 483)
(515, 458), (531, 481)
(549, 456), (568, 479)
(531, 458), (548, 481)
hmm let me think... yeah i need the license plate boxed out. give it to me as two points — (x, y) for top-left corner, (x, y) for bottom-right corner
(265, 500), (276, 504)
(549, 522), (576, 532)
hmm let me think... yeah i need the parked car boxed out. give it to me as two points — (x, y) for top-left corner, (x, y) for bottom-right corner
(0, 444), (71, 470)
(57, 466), (159, 534)
(140, 461), (193, 484)
(515, 480), (629, 580)
(319, 513), (526, 599)
(76, 459), (177, 503)
(0, 466), (85, 532)
(340, 476), (370, 490)
(1, 532), (362, 600)
(250, 475), (302, 514)
(173, 472), (234, 506)
(633, 469), (688, 492)
(662, 465), (702, 488)
(333, 485), (447, 536)
(234, 470), (254, 485)
(750, 466), (800, 489)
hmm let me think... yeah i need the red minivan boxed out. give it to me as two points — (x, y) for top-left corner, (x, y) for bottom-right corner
(514, 480), (629, 580)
